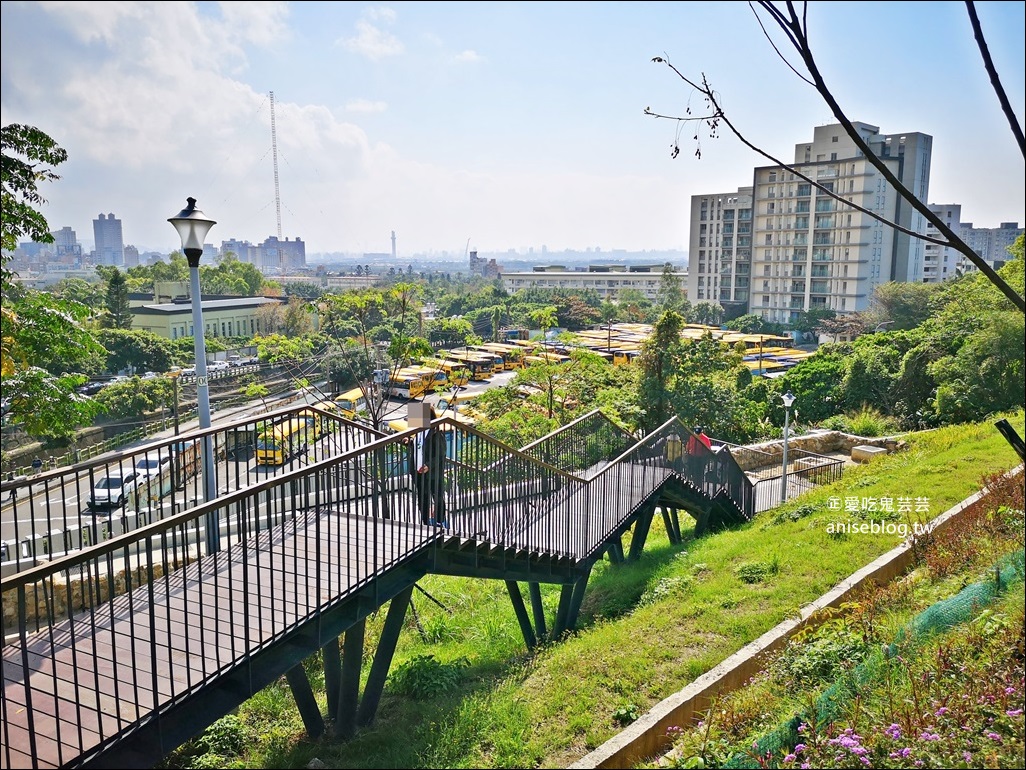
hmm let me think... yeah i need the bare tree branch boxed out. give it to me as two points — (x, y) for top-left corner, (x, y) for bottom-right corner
(646, 1), (1025, 314)
(965, 0), (1025, 157)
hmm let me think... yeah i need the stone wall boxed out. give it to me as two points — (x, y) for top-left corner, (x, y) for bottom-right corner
(728, 430), (908, 471)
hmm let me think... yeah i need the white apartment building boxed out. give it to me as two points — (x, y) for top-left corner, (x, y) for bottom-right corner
(924, 204), (964, 283)
(961, 221), (1023, 274)
(689, 122), (932, 324)
(687, 187), (753, 316)
(923, 207), (1020, 282)
(501, 264), (686, 302)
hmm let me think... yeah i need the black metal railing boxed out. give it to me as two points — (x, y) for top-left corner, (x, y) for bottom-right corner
(0, 404), (383, 579)
(1, 409), (759, 768)
(519, 409), (637, 477)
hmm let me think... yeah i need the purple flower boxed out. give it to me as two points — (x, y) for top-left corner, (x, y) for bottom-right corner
(919, 732), (940, 742)
(934, 706), (949, 717)
(1005, 686), (1016, 694)
(793, 743), (806, 754)
(900, 747), (912, 758)
(1007, 708), (1024, 717)
(783, 754), (796, 763)
(963, 751), (973, 763)
(885, 723), (902, 740)
(987, 731), (1002, 742)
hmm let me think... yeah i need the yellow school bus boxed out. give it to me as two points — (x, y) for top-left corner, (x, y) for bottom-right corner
(388, 373), (428, 400)
(400, 365), (448, 393)
(422, 358), (471, 387)
(333, 387), (368, 419)
(255, 416), (320, 466)
(442, 351), (493, 381)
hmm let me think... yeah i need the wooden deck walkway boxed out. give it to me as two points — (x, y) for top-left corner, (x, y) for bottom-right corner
(2, 461), (681, 769)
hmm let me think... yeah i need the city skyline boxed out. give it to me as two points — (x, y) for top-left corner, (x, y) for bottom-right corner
(2, 2), (1023, 257)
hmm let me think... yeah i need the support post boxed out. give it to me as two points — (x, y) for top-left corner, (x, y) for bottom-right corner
(670, 508), (683, 542)
(565, 566), (593, 632)
(660, 507), (678, 544)
(551, 582), (575, 639)
(606, 536), (624, 564)
(336, 619), (366, 738)
(286, 664), (324, 739)
(357, 585), (415, 727)
(322, 635), (341, 721)
(505, 580), (537, 650)
(627, 504), (654, 561)
(528, 582), (547, 641)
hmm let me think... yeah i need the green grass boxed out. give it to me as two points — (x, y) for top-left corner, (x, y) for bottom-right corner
(640, 463), (1025, 769)
(162, 410), (1025, 769)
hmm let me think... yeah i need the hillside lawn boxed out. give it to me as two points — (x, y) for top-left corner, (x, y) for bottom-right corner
(162, 410), (1026, 769)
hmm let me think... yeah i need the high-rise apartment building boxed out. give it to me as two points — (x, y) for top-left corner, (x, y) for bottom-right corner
(923, 204), (964, 283)
(961, 221), (1023, 273)
(686, 187), (753, 317)
(690, 122), (933, 324)
(92, 212), (125, 266)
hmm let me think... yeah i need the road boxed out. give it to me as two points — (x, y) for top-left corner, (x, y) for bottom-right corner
(1, 370), (518, 562)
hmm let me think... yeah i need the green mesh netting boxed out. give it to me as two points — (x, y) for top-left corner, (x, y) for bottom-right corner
(721, 548), (1026, 769)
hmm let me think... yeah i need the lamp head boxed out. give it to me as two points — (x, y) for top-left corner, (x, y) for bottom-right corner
(168, 197), (216, 267)
(781, 391), (796, 409)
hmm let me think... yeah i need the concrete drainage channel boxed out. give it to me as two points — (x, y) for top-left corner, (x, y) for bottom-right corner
(569, 466), (1023, 770)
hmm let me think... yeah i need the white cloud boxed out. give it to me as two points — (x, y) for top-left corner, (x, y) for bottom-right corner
(345, 99), (388, 114)
(338, 8), (404, 61)
(452, 49), (482, 64)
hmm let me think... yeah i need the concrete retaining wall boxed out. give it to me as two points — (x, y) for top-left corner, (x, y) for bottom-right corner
(569, 466), (1021, 769)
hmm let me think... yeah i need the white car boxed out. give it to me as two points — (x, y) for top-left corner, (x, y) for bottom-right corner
(87, 470), (140, 510)
(207, 361), (231, 373)
(134, 452), (171, 481)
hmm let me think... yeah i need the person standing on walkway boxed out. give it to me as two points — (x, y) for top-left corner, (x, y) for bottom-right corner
(403, 403), (449, 527)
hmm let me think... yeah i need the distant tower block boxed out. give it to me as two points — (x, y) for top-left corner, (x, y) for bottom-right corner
(391, 230), (397, 259)
(469, 249), (482, 275)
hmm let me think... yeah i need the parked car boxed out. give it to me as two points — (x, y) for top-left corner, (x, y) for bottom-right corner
(134, 451), (171, 481)
(87, 470), (141, 511)
(179, 366), (197, 377)
(207, 360), (231, 373)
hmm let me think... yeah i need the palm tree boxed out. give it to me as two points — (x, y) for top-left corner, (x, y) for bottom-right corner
(599, 301), (619, 352)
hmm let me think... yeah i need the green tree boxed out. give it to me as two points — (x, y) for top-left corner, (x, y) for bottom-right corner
(655, 263), (685, 311)
(637, 309), (685, 430)
(528, 305), (558, 347)
(599, 301), (619, 350)
(2, 124), (103, 442)
(101, 267), (134, 329)
(97, 328), (174, 374)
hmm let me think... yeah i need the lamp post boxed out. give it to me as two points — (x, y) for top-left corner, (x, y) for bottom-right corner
(168, 198), (218, 553)
(780, 391), (796, 505)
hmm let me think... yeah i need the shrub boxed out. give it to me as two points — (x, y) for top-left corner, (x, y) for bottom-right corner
(388, 654), (470, 699)
(734, 558), (780, 584)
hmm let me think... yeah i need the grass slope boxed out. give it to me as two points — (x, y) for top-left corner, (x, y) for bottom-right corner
(163, 411), (1025, 769)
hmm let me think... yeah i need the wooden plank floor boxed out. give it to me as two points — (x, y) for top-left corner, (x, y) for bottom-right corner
(2, 508), (441, 770)
(1, 462), (677, 769)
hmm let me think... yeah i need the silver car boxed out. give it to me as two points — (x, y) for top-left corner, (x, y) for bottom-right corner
(87, 471), (140, 510)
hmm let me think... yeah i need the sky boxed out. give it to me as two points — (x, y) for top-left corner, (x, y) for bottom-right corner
(2, 1), (1024, 258)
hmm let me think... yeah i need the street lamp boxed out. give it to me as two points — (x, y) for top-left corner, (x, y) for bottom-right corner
(780, 391), (796, 505)
(168, 197), (219, 553)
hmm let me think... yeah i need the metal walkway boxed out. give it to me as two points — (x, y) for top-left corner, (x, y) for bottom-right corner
(1, 409), (755, 769)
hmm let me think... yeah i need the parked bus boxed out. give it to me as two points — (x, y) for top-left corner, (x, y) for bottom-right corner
(420, 358), (471, 387)
(471, 343), (524, 370)
(467, 348), (506, 373)
(442, 351), (493, 381)
(484, 342), (527, 369)
(255, 416), (321, 466)
(399, 365), (448, 393)
(299, 401), (342, 432)
(435, 391), (485, 422)
(387, 373), (428, 400)
(334, 387), (368, 420)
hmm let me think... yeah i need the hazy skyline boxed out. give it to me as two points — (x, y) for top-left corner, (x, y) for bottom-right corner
(2, 1), (1023, 257)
